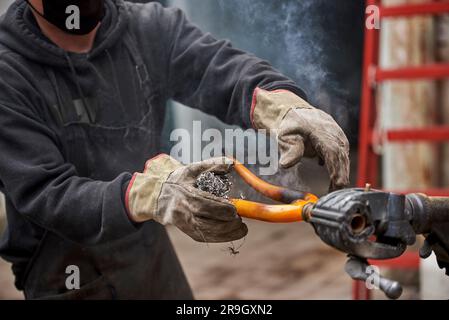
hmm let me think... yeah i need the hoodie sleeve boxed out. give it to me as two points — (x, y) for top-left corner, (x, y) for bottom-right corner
(163, 6), (307, 128)
(0, 99), (139, 245)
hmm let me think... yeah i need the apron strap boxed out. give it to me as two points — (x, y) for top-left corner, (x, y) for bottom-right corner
(123, 32), (156, 107)
(44, 68), (65, 126)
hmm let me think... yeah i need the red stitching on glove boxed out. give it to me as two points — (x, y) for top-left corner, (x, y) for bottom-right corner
(125, 154), (168, 219)
(250, 87), (261, 128)
(125, 173), (138, 219)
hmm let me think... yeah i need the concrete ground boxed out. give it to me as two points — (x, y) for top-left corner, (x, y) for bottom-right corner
(169, 221), (351, 299)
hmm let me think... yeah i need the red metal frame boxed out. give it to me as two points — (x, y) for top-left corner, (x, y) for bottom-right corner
(380, 2), (449, 17)
(356, 0), (449, 300)
(376, 64), (449, 81)
(358, 0), (381, 188)
(386, 127), (449, 142)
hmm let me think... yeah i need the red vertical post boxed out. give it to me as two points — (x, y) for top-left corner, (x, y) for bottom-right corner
(353, 280), (372, 300)
(354, 0), (449, 301)
(358, 0), (381, 188)
(354, 0), (380, 300)
(352, 281), (360, 300)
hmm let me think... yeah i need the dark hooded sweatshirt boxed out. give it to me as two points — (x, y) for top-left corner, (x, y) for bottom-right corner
(0, 0), (305, 299)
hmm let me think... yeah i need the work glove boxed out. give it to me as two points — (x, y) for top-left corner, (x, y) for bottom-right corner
(421, 223), (449, 275)
(126, 154), (248, 243)
(251, 88), (350, 191)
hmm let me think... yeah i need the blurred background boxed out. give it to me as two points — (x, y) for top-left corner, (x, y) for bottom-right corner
(1, 0), (448, 300)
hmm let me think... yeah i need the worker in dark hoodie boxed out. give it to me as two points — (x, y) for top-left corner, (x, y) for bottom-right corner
(0, 0), (350, 299)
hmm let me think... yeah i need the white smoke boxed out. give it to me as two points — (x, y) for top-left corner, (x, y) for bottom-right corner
(213, 0), (357, 134)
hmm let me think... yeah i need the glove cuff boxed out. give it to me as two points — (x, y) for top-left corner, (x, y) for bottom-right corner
(250, 87), (313, 130)
(125, 154), (183, 223)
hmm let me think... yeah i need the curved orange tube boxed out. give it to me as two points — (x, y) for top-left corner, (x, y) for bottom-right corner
(231, 198), (317, 223)
(233, 160), (286, 202)
(233, 159), (316, 204)
(229, 158), (318, 223)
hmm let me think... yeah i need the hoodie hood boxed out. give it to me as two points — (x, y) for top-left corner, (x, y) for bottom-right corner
(0, 0), (129, 67)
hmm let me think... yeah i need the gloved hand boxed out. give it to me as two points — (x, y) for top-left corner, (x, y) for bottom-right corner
(421, 224), (449, 275)
(126, 154), (248, 243)
(251, 88), (350, 191)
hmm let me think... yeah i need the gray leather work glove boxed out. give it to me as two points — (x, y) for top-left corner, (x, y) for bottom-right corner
(422, 223), (449, 275)
(251, 88), (350, 191)
(126, 155), (248, 243)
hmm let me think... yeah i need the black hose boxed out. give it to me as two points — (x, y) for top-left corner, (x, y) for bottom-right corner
(407, 194), (449, 234)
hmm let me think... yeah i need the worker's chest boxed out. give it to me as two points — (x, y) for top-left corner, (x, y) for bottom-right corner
(48, 48), (162, 127)
(40, 44), (166, 179)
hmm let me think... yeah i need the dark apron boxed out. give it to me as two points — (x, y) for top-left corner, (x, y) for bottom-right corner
(22, 33), (193, 300)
